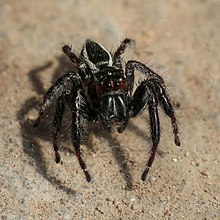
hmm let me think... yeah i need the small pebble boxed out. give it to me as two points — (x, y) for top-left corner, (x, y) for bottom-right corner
(172, 158), (178, 162)
(200, 170), (209, 177)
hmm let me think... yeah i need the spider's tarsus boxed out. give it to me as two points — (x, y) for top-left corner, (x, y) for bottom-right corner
(117, 126), (124, 133)
(123, 38), (135, 45)
(55, 152), (61, 163)
(141, 167), (149, 181)
(175, 136), (181, 146)
(33, 117), (41, 127)
(85, 171), (92, 182)
(62, 44), (81, 65)
(62, 44), (72, 53)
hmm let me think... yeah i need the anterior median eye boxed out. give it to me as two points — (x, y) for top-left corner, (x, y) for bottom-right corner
(104, 81), (112, 89)
(114, 81), (121, 89)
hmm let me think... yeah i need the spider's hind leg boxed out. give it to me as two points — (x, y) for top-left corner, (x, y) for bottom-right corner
(70, 89), (91, 182)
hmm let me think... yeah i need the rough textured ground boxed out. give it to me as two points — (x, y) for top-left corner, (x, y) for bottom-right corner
(1, 1), (220, 219)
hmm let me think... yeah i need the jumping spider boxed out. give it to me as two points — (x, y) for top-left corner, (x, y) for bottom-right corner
(34, 38), (180, 182)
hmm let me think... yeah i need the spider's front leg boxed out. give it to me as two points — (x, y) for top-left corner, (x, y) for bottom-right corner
(129, 59), (181, 180)
(34, 72), (91, 178)
(132, 81), (160, 181)
(34, 72), (79, 127)
(70, 89), (91, 182)
(141, 96), (160, 181)
(127, 60), (180, 146)
(52, 95), (65, 163)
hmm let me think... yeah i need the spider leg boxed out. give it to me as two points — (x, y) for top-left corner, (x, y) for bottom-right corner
(141, 95), (160, 181)
(126, 60), (164, 82)
(34, 72), (81, 127)
(155, 82), (181, 146)
(131, 81), (151, 117)
(113, 38), (135, 68)
(131, 81), (160, 180)
(126, 60), (181, 146)
(52, 95), (65, 163)
(62, 45), (82, 65)
(132, 75), (180, 180)
(70, 89), (91, 182)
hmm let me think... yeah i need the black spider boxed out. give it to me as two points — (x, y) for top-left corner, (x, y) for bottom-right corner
(34, 38), (180, 182)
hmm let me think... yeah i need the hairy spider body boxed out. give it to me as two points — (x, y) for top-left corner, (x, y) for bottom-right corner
(34, 39), (180, 182)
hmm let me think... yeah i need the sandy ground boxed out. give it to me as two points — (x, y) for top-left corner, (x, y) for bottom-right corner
(0, 0), (220, 219)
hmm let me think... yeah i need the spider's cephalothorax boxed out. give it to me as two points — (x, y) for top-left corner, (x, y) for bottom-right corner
(34, 39), (181, 182)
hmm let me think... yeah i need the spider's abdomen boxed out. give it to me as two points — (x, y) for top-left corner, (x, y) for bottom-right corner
(81, 39), (113, 68)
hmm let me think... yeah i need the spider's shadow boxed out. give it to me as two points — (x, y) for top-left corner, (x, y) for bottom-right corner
(17, 55), (151, 193)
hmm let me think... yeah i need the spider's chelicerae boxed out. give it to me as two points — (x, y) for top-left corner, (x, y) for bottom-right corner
(34, 38), (180, 182)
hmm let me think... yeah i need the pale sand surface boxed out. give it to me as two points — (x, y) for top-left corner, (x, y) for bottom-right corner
(0, 1), (219, 219)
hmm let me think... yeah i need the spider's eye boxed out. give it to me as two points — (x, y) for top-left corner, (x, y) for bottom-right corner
(114, 81), (121, 89)
(103, 81), (112, 89)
